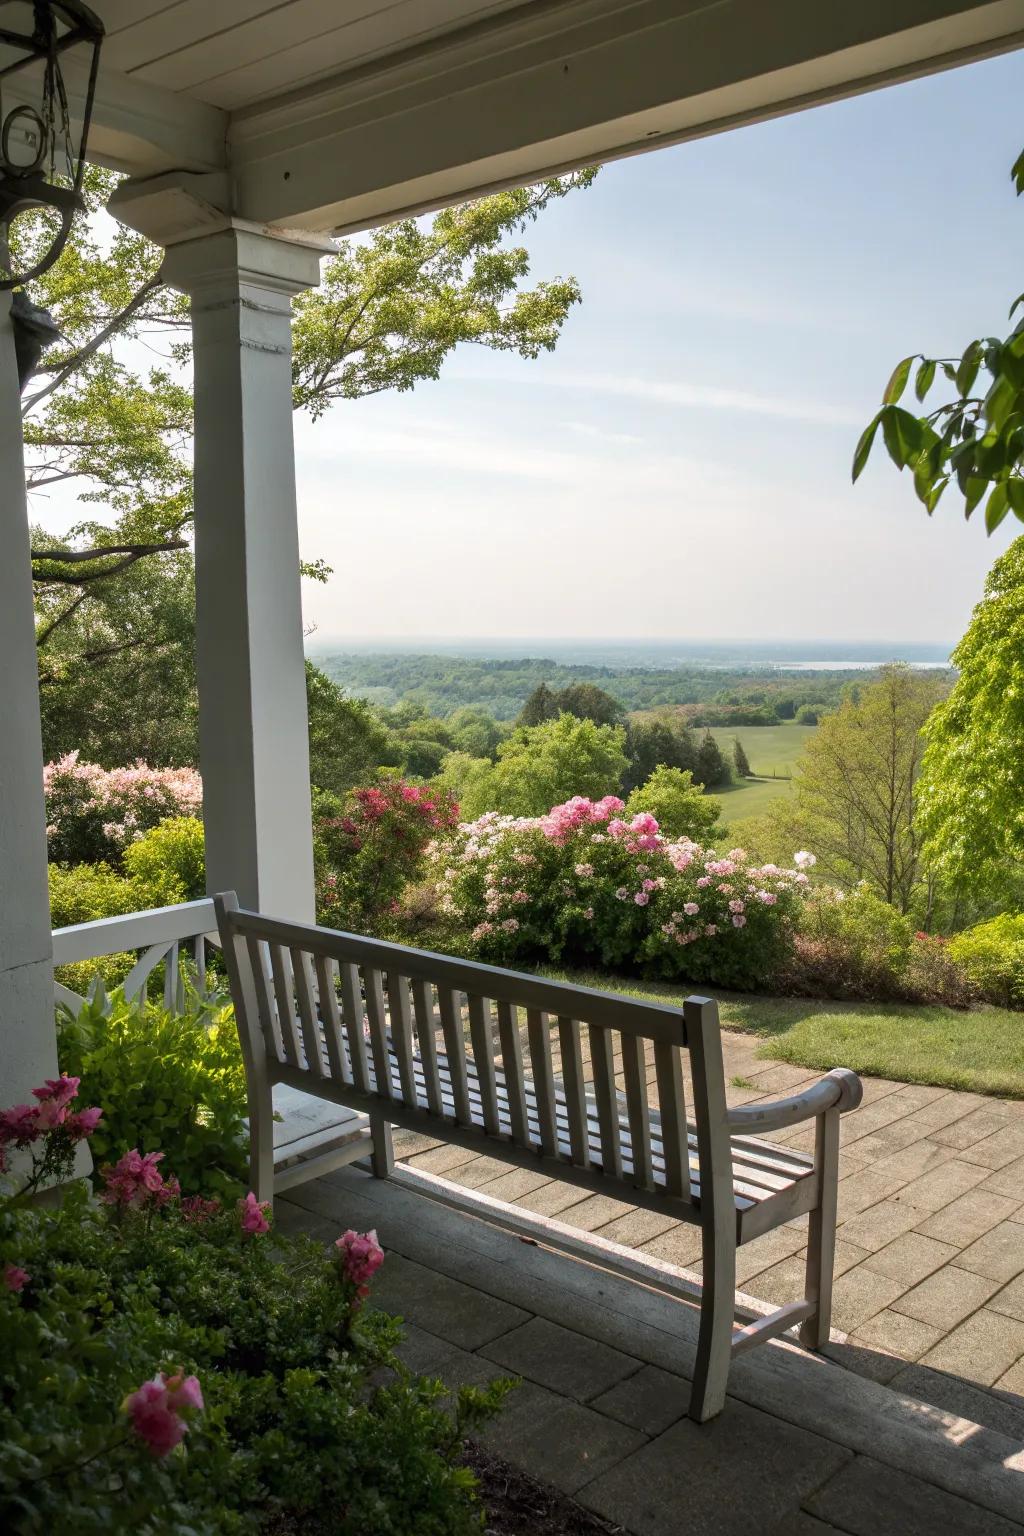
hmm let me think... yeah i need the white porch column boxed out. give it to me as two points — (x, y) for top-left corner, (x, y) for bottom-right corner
(0, 292), (60, 1098)
(160, 227), (325, 921)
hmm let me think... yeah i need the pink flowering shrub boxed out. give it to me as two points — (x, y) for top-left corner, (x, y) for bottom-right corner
(1, 1082), (506, 1533)
(315, 774), (460, 930)
(44, 752), (203, 866)
(0, 1074), (103, 1196)
(427, 797), (810, 990)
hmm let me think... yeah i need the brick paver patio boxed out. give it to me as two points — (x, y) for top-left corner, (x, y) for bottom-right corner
(391, 1028), (1024, 1432)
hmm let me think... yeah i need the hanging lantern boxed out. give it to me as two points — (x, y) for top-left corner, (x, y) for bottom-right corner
(0, 1), (103, 291)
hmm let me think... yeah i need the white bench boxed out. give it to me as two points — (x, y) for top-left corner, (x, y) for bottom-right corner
(215, 891), (862, 1421)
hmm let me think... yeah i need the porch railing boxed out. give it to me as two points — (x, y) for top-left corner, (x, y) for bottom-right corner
(51, 899), (218, 1013)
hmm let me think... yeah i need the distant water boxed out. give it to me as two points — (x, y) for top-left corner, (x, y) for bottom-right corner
(308, 636), (953, 670)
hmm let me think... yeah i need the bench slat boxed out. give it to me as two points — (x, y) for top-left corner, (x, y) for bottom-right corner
(527, 1008), (559, 1156)
(497, 999), (529, 1145)
(653, 1039), (689, 1200)
(411, 978), (444, 1117)
(363, 968), (393, 1100)
(387, 971), (417, 1107)
(314, 954), (350, 1085)
(468, 994), (500, 1135)
(621, 1032), (653, 1192)
(339, 960), (370, 1093)
(558, 1016), (591, 1168)
(268, 944), (302, 1067)
(589, 1023), (623, 1180)
(291, 947), (326, 1080)
(438, 986), (472, 1125)
(246, 935), (283, 1063)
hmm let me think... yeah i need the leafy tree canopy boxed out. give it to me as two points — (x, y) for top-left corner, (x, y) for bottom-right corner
(437, 714), (628, 820)
(918, 537), (1024, 903)
(853, 146), (1024, 533)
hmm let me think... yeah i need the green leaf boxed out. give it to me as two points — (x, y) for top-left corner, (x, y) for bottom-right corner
(883, 356), (915, 405)
(964, 476), (987, 518)
(1006, 478), (1024, 515)
(880, 405), (923, 469)
(851, 412), (882, 482)
(914, 359), (936, 402)
(985, 482), (1010, 534)
(1013, 146), (1024, 196)
(1010, 292), (1024, 321)
(956, 342), (982, 397)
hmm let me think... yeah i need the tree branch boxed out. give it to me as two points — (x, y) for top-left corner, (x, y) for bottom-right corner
(30, 539), (187, 565)
(22, 272), (165, 415)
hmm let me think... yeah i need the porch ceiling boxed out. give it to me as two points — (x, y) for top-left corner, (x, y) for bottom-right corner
(35, 1), (1024, 231)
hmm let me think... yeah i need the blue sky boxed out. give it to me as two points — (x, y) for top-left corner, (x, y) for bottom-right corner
(295, 46), (1024, 648)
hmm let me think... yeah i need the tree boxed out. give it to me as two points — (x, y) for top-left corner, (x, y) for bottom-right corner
(305, 664), (392, 797)
(781, 666), (945, 911)
(458, 714), (628, 818)
(447, 707), (505, 759)
(434, 752), (496, 822)
(23, 168), (594, 763)
(516, 683), (562, 728)
(554, 683), (623, 727)
(625, 768), (723, 843)
(917, 538), (1024, 904)
(733, 738), (752, 778)
(623, 715), (696, 792)
(695, 732), (729, 789)
(852, 146), (1024, 533)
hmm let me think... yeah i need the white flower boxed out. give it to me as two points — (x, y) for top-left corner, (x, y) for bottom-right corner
(794, 850), (817, 869)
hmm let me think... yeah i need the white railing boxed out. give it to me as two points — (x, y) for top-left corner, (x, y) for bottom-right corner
(51, 899), (218, 1013)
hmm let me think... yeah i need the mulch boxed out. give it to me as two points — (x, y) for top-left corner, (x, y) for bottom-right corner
(463, 1440), (632, 1536)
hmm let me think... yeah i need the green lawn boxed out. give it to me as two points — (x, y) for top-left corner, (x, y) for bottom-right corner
(705, 722), (817, 826)
(542, 968), (1024, 1099)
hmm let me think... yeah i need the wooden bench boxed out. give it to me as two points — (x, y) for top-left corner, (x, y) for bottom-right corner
(215, 892), (863, 1421)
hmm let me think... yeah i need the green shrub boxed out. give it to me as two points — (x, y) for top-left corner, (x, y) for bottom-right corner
(626, 766), (722, 842)
(48, 860), (141, 928)
(1, 1107), (508, 1535)
(783, 885), (917, 1000)
(123, 815), (206, 904)
(901, 933), (975, 1009)
(57, 986), (249, 1200)
(949, 914), (1024, 1007)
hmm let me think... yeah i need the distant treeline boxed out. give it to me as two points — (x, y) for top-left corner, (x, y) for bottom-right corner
(311, 651), (944, 723)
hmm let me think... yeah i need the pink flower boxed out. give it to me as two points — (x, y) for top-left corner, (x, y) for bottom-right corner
(0, 1104), (42, 1146)
(3, 1264), (29, 1293)
(239, 1191), (271, 1236)
(615, 887), (629, 901)
(67, 1106), (103, 1140)
(634, 891), (649, 906)
(642, 879), (658, 892)
(101, 1149), (176, 1208)
(705, 924), (718, 936)
(124, 1372), (203, 1457)
(728, 900), (745, 914)
(732, 914), (747, 928)
(683, 902), (700, 916)
(181, 1195), (221, 1224)
(756, 890), (777, 906)
(32, 1075), (80, 1109)
(336, 1228), (385, 1301)
(696, 876), (711, 889)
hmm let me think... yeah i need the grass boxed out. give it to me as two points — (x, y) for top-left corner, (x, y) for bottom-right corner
(541, 967), (1024, 1099)
(705, 722), (817, 826)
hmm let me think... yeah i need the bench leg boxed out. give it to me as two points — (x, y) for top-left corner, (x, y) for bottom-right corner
(249, 1076), (276, 1206)
(689, 1219), (736, 1423)
(370, 1113), (394, 1179)
(799, 1107), (840, 1349)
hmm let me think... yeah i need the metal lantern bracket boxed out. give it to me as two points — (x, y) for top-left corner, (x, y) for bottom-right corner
(0, 1), (104, 291)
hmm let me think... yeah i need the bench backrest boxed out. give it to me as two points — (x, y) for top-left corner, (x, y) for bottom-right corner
(215, 892), (730, 1204)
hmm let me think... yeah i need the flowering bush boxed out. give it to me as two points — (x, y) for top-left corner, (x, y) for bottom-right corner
(0, 1087), (509, 1534)
(427, 796), (810, 991)
(44, 752), (202, 866)
(315, 775), (460, 931)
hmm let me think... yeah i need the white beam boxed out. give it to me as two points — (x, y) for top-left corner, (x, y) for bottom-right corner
(227, 0), (1024, 232)
(158, 226), (328, 922)
(0, 295), (61, 1106)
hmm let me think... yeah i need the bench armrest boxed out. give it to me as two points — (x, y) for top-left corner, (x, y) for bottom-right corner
(725, 1068), (863, 1135)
